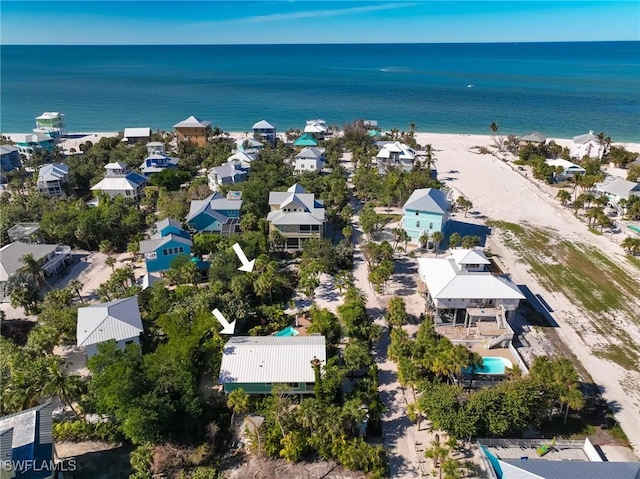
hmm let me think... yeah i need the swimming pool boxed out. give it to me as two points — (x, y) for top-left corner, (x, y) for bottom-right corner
(463, 357), (513, 375)
(628, 225), (640, 235)
(273, 326), (299, 337)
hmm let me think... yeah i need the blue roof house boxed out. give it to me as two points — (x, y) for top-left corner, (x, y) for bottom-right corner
(186, 191), (243, 235)
(139, 218), (192, 272)
(402, 188), (450, 243)
(0, 403), (54, 479)
(0, 145), (22, 172)
(139, 152), (179, 176)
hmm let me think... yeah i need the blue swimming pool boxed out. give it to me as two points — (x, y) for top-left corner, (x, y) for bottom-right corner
(273, 326), (299, 337)
(628, 225), (640, 235)
(463, 357), (513, 375)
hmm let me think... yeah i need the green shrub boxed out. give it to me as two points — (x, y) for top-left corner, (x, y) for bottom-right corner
(53, 420), (122, 443)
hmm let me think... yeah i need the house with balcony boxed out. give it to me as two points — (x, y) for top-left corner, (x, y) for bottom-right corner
(0, 145), (22, 172)
(146, 141), (166, 155)
(174, 115), (212, 146)
(122, 127), (152, 145)
(11, 132), (55, 159)
(545, 159), (586, 181)
(0, 241), (72, 302)
(294, 147), (325, 173)
(208, 163), (248, 192)
(596, 178), (640, 204)
(0, 403), (55, 479)
(91, 162), (147, 201)
(303, 119), (329, 140)
(267, 184), (325, 250)
(402, 188), (450, 243)
(139, 218), (193, 273)
(219, 336), (327, 395)
(37, 163), (69, 198)
(186, 191), (243, 234)
(376, 141), (417, 172)
(77, 296), (144, 358)
(34, 111), (66, 139)
(139, 152), (180, 176)
(252, 120), (277, 146)
(417, 248), (525, 327)
(235, 137), (264, 154)
(571, 130), (605, 160)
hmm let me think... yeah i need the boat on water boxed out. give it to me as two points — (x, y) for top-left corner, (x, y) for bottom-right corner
(467, 84), (474, 88)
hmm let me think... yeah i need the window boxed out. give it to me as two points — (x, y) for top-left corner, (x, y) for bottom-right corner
(145, 252), (157, 260)
(311, 225), (320, 232)
(162, 249), (168, 256)
(416, 221), (420, 228)
(300, 225), (311, 232)
(415, 211), (419, 216)
(305, 382), (315, 390)
(429, 223), (433, 230)
(125, 190), (132, 196)
(287, 383), (299, 388)
(179, 247), (184, 253)
(125, 340), (134, 346)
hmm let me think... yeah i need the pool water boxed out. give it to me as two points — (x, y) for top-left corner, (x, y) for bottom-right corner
(463, 357), (512, 375)
(628, 225), (640, 235)
(273, 326), (299, 337)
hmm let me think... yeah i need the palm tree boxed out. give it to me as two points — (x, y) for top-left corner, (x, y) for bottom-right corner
(431, 231), (444, 256)
(68, 279), (84, 303)
(18, 253), (50, 289)
(424, 144), (436, 171)
(622, 237), (640, 255)
(41, 358), (84, 421)
(227, 388), (249, 428)
(596, 131), (611, 158)
(419, 231), (430, 249)
(425, 438), (452, 479)
(127, 241), (140, 262)
(105, 255), (117, 272)
(556, 189), (571, 206)
(448, 232), (462, 250)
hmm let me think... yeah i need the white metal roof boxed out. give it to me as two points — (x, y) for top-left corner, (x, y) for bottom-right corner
(227, 151), (256, 164)
(77, 296), (143, 347)
(573, 130), (598, 144)
(597, 178), (640, 199)
(377, 141), (416, 160)
(545, 159), (585, 171)
(403, 188), (449, 214)
(174, 115), (211, 128)
(446, 248), (491, 266)
(35, 112), (63, 120)
(219, 336), (326, 384)
(37, 163), (68, 182)
(295, 147), (325, 160)
(139, 234), (192, 254)
(252, 120), (276, 129)
(123, 127), (151, 138)
(417, 257), (524, 300)
(91, 175), (146, 192)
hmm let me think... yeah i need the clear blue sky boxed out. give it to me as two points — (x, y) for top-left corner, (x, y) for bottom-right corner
(2, 1), (639, 45)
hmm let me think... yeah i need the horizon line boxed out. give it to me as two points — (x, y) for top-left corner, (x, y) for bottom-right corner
(4, 39), (639, 47)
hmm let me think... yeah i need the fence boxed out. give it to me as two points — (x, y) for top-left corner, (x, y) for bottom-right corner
(477, 438), (585, 448)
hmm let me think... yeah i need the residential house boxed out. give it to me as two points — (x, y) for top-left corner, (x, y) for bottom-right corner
(267, 184), (325, 250)
(34, 111), (66, 138)
(146, 141), (166, 155)
(545, 159), (586, 181)
(208, 163), (248, 192)
(7, 223), (44, 244)
(173, 115), (212, 146)
(417, 249), (525, 325)
(122, 127), (152, 145)
(186, 191), (243, 234)
(235, 137), (263, 154)
(139, 152), (179, 176)
(91, 162), (147, 201)
(219, 336), (327, 395)
(0, 241), (71, 302)
(252, 120), (277, 146)
(518, 131), (546, 144)
(376, 141), (417, 172)
(304, 119), (329, 140)
(139, 219), (193, 273)
(11, 132), (55, 159)
(0, 403), (54, 479)
(76, 296), (144, 358)
(571, 130), (605, 160)
(0, 145), (22, 172)
(596, 178), (640, 203)
(294, 147), (325, 173)
(36, 163), (69, 198)
(294, 133), (319, 147)
(402, 188), (450, 243)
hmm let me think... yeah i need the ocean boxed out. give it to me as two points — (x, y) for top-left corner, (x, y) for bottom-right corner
(2, 42), (639, 141)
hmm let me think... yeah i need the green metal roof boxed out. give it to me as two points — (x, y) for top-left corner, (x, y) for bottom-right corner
(294, 133), (319, 146)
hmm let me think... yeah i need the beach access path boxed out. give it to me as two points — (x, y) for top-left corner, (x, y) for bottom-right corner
(413, 132), (640, 457)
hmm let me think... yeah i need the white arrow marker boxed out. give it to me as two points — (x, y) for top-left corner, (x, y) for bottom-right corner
(232, 243), (255, 273)
(213, 308), (236, 335)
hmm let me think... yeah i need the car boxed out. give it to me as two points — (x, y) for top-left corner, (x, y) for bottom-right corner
(517, 166), (525, 171)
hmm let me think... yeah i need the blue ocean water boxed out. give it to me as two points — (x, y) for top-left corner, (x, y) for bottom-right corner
(2, 42), (639, 141)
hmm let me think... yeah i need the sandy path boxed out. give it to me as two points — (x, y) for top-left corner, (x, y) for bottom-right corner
(414, 132), (640, 456)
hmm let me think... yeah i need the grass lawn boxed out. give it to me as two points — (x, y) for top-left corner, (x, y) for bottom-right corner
(490, 221), (640, 371)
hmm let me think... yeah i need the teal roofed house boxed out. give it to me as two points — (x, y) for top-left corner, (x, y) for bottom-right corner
(402, 188), (450, 243)
(139, 218), (192, 273)
(11, 132), (55, 159)
(294, 133), (319, 147)
(186, 191), (243, 234)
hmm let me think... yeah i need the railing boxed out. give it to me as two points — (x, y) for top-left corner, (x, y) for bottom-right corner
(478, 438), (585, 448)
(484, 333), (513, 350)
